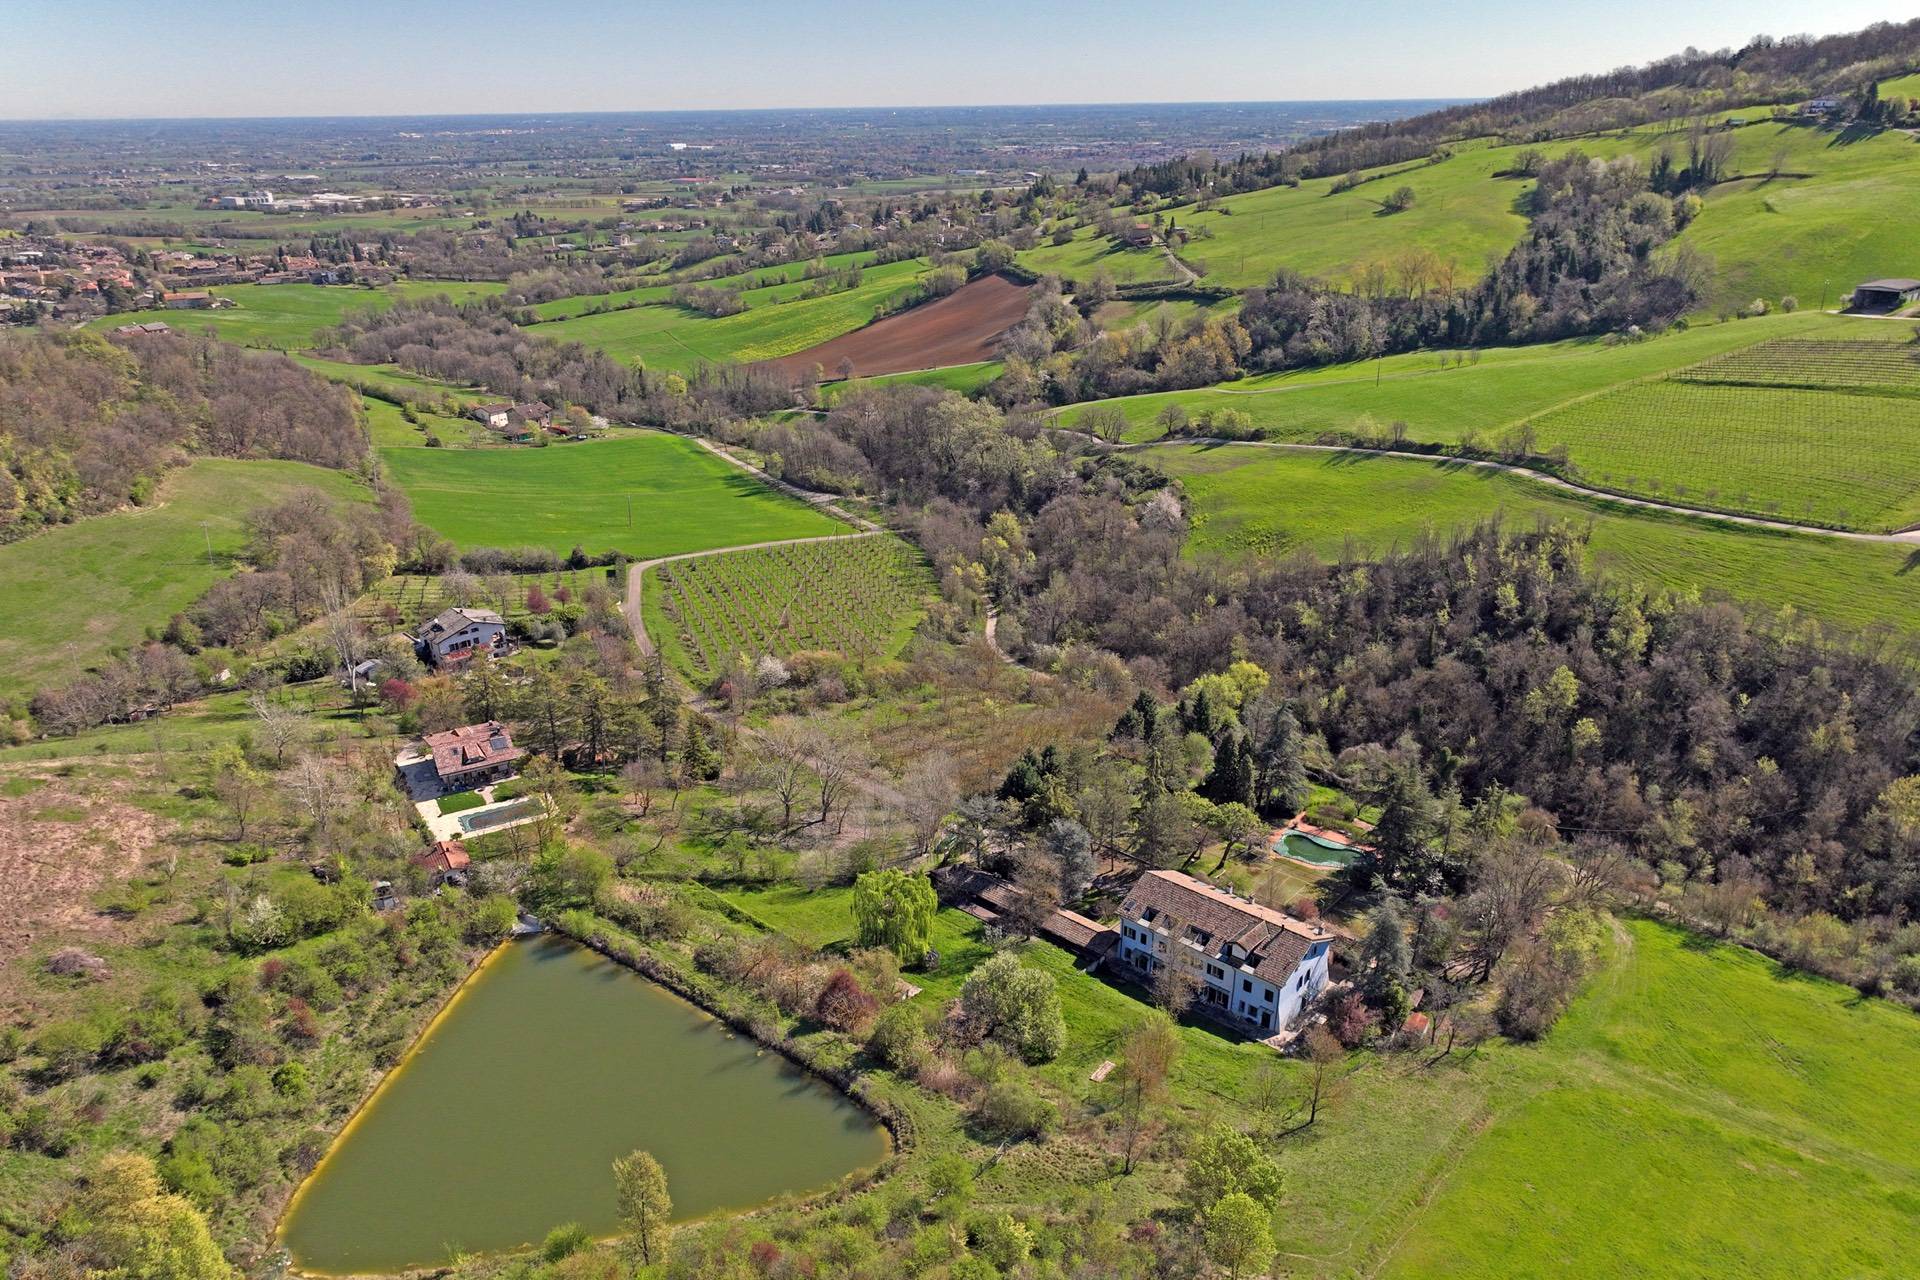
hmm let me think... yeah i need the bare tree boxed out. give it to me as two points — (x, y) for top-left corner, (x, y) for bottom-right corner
(284, 754), (339, 846)
(894, 751), (959, 858)
(1299, 1025), (1345, 1127)
(320, 581), (369, 702)
(1457, 839), (1563, 982)
(1114, 1012), (1180, 1174)
(248, 692), (304, 765)
(745, 722), (817, 834)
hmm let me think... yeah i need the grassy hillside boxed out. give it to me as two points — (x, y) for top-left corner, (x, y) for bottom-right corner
(526, 250), (879, 320)
(710, 879), (1920, 1278)
(1150, 442), (1920, 635)
(1672, 117), (1920, 314)
(87, 280), (505, 350)
(380, 433), (846, 557)
(1134, 117), (1919, 317)
(1065, 312), (1870, 444)
(1068, 314), (1920, 532)
(1178, 141), (1531, 291)
(529, 258), (934, 371)
(0, 459), (371, 700)
(1378, 919), (1920, 1279)
(1018, 224), (1180, 285)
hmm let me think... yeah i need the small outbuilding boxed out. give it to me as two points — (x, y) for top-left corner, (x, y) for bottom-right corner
(414, 839), (472, 886)
(1851, 278), (1920, 311)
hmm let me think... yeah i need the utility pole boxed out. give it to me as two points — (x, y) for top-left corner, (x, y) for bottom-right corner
(201, 521), (213, 567)
(627, 494), (633, 527)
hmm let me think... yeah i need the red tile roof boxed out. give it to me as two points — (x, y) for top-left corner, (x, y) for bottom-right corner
(415, 840), (471, 874)
(1121, 870), (1333, 986)
(424, 721), (524, 779)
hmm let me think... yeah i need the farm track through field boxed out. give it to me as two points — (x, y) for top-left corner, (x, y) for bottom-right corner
(1110, 437), (1920, 546)
(617, 431), (879, 658)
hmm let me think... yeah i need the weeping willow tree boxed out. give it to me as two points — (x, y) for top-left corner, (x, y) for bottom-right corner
(851, 868), (937, 965)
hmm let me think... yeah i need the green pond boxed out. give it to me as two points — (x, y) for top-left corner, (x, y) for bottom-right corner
(279, 935), (888, 1275)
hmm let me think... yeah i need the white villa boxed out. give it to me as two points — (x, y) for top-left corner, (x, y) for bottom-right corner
(1115, 870), (1334, 1034)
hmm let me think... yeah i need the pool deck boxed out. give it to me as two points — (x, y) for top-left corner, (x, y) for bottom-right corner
(414, 783), (550, 842)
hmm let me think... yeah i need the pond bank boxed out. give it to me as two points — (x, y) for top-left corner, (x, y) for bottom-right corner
(279, 932), (888, 1276)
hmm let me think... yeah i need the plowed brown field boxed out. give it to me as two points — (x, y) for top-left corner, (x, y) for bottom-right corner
(774, 273), (1030, 381)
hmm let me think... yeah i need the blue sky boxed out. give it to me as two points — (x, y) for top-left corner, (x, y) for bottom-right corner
(4, 0), (1915, 118)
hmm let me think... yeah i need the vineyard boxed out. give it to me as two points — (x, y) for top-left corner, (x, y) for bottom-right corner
(1674, 338), (1920, 395)
(646, 535), (931, 681)
(1531, 344), (1920, 531)
(358, 568), (622, 629)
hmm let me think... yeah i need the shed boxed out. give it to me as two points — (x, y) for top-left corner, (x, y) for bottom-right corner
(1852, 278), (1920, 311)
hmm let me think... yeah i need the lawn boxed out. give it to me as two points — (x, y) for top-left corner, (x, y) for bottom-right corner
(528, 258), (934, 372)
(0, 459), (371, 702)
(1149, 442), (1920, 635)
(379, 433), (847, 557)
(86, 280), (504, 350)
(1376, 919), (1920, 1279)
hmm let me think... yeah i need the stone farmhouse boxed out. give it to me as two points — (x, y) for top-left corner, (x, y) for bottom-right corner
(1115, 870), (1334, 1034)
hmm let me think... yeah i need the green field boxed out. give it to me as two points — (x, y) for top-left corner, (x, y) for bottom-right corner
(642, 534), (931, 680)
(529, 258), (934, 371)
(1150, 442), (1920, 634)
(0, 459), (370, 701)
(88, 280), (506, 350)
(1017, 224), (1180, 285)
(1530, 378), (1920, 530)
(380, 433), (847, 557)
(1378, 919), (1920, 1279)
(526, 250), (881, 320)
(1144, 117), (1920, 316)
(820, 360), (1005, 400)
(1066, 312), (1879, 445)
(713, 878), (1920, 1278)
(1179, 144), (1531, 291)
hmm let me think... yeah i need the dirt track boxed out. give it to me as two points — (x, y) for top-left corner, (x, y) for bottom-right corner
(775, 273), (1030, 381)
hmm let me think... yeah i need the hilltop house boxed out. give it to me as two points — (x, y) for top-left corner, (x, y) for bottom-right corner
(416, 606), (508, 669)
(421, 721), (524, 791)
(1115, 870), (1334, 1034)
(1852, 278), (1920, 312)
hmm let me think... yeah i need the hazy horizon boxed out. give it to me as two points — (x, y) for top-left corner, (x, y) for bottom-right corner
(4, 0), (1915, 120)
(0, 98), (1471, 127)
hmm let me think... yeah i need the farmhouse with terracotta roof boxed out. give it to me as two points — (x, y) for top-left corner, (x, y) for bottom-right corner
(1115, 869), (1333, 1033)
(422, 721), (525, 791)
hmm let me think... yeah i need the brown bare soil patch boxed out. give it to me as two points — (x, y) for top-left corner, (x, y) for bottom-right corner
(775, 273), (1031, 381)
(0, 769), (165, 976)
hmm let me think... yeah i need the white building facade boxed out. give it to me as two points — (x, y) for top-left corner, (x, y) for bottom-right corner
(1115, 870), (1333, 1033)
